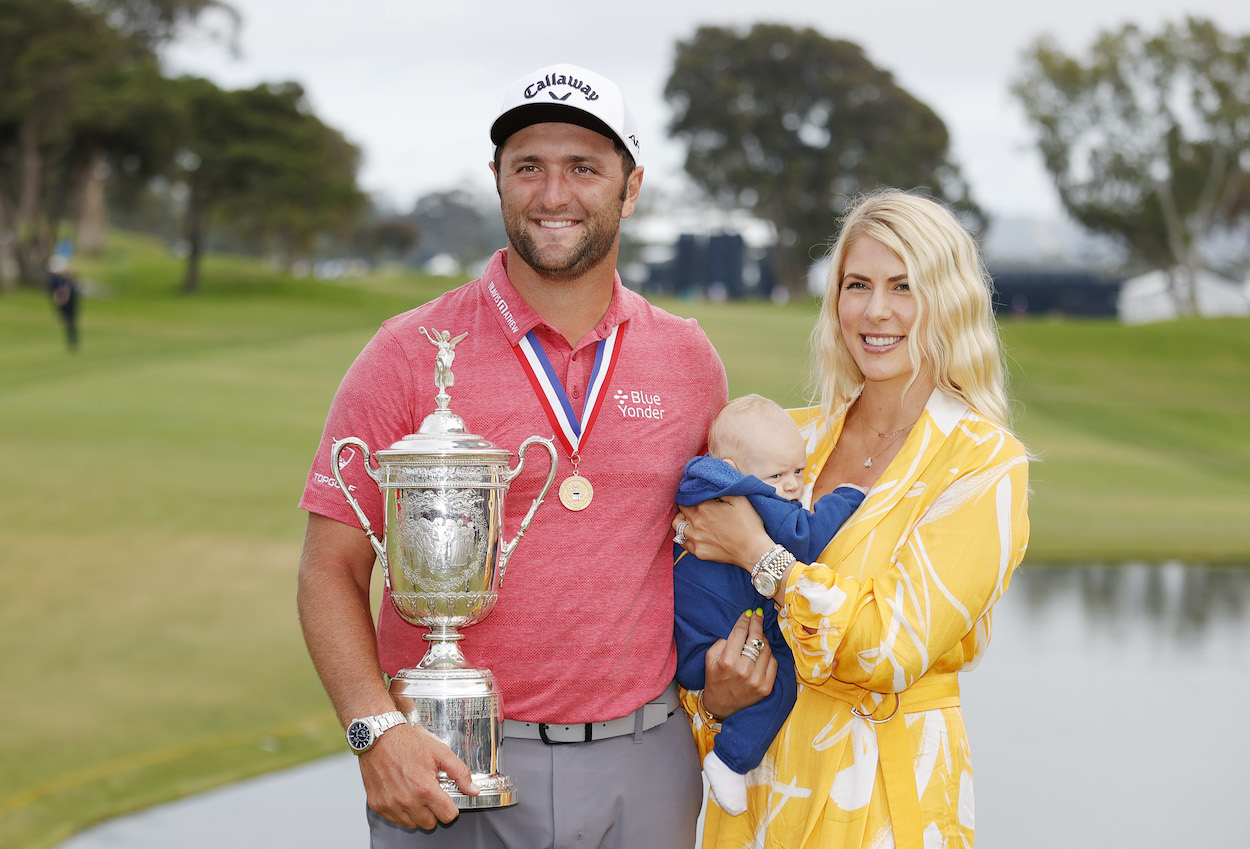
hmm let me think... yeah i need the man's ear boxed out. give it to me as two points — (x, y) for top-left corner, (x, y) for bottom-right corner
(488, 160), (501, 200)
(620, 166), (644, 219)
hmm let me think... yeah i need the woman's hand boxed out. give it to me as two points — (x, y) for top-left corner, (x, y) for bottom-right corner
(700, 609), (776, 718)
(675, 495), (775, 571)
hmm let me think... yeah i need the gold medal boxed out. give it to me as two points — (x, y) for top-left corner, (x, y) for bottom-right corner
(512, 327), (622, 515)
(558, 474), (594, 511)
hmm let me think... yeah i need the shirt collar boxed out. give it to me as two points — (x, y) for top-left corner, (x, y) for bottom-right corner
(478, 248), (639, 349)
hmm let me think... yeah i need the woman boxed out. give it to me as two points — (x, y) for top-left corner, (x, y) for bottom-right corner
(677, 189), (1030, 849)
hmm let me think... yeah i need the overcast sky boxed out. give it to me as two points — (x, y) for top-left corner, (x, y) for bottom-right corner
(164, 1), (1250, 221)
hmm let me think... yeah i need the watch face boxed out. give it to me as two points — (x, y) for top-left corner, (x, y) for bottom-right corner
(753, 573), (777, 597)
(347, 720), (373, 751)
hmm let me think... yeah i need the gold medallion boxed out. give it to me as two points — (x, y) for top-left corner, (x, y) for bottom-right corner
(558, 474), (594, 511)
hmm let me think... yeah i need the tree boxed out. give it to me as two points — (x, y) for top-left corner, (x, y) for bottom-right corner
(214, 84), (366, 272)
(86, 0), (237, 49)
(664, 23), (980, 295)
(408, 188), (505, 269)
(1012, 17), (1250, 314)
(70, 58), (186, 254)
(72, 0), (238, 253)
(0, 0), (229, 290)
(0, 0), (155, 287)
(171, 78), (366, 292)
(350, 214), (419, 267)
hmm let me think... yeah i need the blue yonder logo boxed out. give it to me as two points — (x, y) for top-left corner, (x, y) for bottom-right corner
(613, 389), (665, 420)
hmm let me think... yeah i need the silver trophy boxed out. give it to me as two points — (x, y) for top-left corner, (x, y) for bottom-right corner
(331, 327), (557, 809)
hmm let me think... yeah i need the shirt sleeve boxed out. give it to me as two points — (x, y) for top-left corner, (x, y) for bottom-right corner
(780, 454), (1029, 694)
(298, 324), (419, 530)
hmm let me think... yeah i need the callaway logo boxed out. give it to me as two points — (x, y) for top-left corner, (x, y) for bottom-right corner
(613, 389), (665, 420)
(524, 72), (600, 102)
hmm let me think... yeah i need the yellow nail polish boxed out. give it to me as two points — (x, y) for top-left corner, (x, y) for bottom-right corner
(744, 609), (754, 618)
(755, 607), (764, 616)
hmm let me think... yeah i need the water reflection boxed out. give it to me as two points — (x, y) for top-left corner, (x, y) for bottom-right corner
(963, 563), (1249, 847)
(1015, 561), (1249, 648)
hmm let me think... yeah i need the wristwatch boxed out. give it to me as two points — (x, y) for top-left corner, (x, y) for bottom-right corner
(345, 710), (407, 754)
(751, 545), (796, 597)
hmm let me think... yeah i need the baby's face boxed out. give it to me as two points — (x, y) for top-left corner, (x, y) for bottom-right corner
(732, 427), (807, 501)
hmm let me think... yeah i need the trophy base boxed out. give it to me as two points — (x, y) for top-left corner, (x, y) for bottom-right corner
(440, 774), (517, 809)
(390, 666), (518, 809)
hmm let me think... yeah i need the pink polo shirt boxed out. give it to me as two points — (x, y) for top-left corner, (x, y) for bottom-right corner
(300, 250), (727, 723)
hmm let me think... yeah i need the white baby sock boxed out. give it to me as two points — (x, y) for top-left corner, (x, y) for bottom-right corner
(704, 750), (748, 816)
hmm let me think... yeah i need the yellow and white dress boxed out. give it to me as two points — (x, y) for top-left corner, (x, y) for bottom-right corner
(685, 389), (1030, 849)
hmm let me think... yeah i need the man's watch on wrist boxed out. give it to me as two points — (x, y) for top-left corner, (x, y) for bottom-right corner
(751, 544), (796, 597)
(345, 710), (407, 754)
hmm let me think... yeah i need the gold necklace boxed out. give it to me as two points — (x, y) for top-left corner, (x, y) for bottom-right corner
(859, 416), (917, 468)
(868, 423), (912, 439)
(862, 429), (908, 468)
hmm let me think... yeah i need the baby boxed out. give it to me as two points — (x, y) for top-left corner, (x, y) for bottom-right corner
(674, 395), (866, 815)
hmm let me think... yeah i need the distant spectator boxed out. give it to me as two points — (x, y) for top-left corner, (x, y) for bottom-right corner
(47, 256), (80, 351)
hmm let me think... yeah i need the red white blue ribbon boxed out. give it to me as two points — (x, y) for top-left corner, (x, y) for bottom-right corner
(513, 324), (624, 458)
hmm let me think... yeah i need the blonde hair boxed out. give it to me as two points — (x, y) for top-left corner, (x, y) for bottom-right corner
(810, 189), (1014, 431)
(708, 394), (797, 462)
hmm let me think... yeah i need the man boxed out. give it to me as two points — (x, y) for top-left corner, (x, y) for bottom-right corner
(297, 64), (729, 847)
(47, 255), (81, 351)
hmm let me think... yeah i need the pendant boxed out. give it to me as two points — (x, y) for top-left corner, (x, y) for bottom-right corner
(558, 474), (594, 511)
(864, 457), (873, 468)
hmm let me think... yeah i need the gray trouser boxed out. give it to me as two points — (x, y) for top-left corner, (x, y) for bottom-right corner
(368, 710), (702, 849)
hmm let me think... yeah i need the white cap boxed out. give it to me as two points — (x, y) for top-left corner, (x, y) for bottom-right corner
(490, 63), (642, 166)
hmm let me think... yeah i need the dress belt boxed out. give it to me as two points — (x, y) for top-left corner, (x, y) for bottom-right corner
(825, 673), (962, 849)
(503, 681), (680, 744)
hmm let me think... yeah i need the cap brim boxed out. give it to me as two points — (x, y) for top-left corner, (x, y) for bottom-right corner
(490, 103), (622, 151)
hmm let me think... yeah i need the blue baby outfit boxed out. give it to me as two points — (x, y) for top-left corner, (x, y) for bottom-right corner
(674, 455), (865, 774)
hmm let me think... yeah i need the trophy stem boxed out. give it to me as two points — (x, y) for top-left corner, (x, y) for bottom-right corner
(418, 625), (468, 670)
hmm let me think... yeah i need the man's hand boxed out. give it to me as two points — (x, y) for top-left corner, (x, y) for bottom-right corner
(700, 609), (776, 719)
(358, 722), (479, 830)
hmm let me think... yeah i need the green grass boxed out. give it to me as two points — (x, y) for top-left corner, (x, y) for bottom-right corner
(1, 233), (1247, 847)
(1001, 316), (1250, 562)
(0, 239), (446, 848)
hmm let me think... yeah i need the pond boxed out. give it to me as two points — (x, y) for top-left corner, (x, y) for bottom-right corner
(57, 563), (1248, 848)
(962, 562), (1250, 846)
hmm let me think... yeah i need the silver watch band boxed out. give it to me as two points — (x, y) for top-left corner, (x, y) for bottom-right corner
(372, 710), (406, 735)
(752, 544), (795, 594)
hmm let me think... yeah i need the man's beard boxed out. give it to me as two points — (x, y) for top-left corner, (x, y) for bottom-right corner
(502, 198), (623, 282)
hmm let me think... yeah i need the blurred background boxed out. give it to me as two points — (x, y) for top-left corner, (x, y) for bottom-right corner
(2, 1), (1248, 847)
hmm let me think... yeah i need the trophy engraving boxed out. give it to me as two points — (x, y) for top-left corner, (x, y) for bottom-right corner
(331, 327), (557, 809)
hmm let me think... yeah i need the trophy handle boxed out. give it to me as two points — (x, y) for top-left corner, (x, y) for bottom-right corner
(496, 435), (558, 588)
(330, 437), (387, 568)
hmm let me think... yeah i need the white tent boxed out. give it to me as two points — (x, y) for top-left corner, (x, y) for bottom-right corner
(1117, 268), (1250, 324)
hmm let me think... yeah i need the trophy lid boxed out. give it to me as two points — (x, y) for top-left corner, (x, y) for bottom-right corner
(379, 407), (510, 459)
